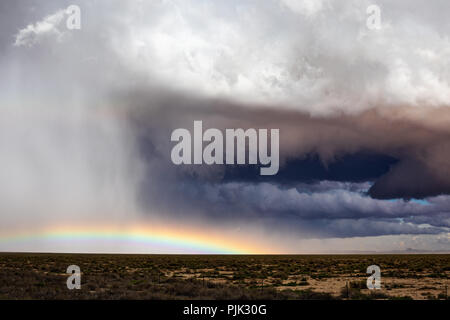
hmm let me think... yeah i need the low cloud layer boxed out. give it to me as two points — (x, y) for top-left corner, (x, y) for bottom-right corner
(129, 97), (450, 199)
(126, 95), (450, 238)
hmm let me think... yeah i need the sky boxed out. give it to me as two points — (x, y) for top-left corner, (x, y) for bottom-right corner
(0, 0), (449, 253)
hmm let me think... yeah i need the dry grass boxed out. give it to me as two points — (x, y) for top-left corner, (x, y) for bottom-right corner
(0, 253), (448, 300)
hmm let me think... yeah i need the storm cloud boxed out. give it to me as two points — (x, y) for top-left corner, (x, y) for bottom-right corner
(0, 0), (449, 250)
(124, 95), (450, 237)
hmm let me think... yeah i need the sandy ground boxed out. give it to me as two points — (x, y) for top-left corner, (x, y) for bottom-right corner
(173, 270), (448, 299)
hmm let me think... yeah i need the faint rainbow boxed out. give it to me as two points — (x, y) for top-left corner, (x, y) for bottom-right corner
(0, 225), (263, 254)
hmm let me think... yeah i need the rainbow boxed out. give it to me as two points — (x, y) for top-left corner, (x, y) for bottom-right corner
(0, 224), (265, 254)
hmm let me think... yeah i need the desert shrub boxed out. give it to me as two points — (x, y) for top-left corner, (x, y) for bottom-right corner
(293, 289), (336, 300)
(388, 295), (413, 300)
(349, 280), (367, 289)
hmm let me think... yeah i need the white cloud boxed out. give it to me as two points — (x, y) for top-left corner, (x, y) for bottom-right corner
(10, 1), (450, 112)
(279, 0), (327, 16)
(101, 0), (450, 113)
(14, 9), (66, 47)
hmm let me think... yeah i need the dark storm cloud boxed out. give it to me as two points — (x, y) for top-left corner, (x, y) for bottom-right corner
(126, 94), (450, 199)
(114, 91), (450, 237)
(299, 218), (445, 238)
(2, 0), (450, 242)
(223, 152), (398, 184)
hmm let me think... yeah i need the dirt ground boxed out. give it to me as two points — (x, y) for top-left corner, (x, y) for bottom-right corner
(0, 253), (448, 300)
